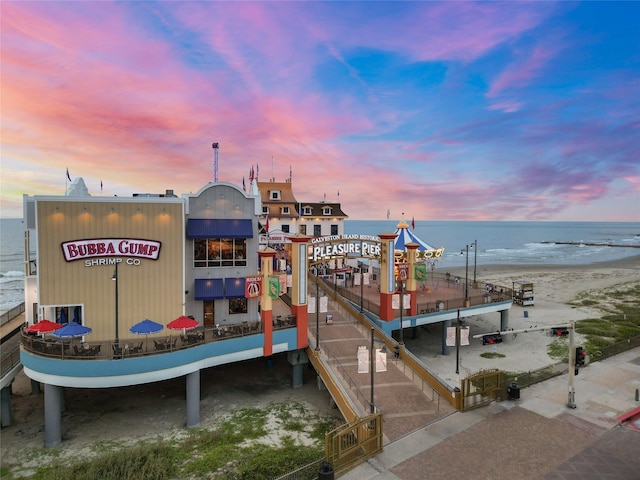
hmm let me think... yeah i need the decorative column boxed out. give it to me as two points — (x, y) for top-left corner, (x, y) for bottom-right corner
(378, 232), (398, 321)
(185, 370), (200, 428)
(259, 248), (277, 357)
(405, 242), (419, 316)
(289, 235), (310, 349)
(44, 383), (63, 447)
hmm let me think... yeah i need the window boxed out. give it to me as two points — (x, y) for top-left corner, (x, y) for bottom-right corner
(270, 190), (281, 200)
(303, 206), (312, 215)
(282, 225), (290, 233)
(281, 206), (290, 214)
(323, 207), (332, 215)
(299, 224), (307, 235)
(194, 238), (247, 267)
(229, 298), (248, 314)
(331, 224), (338, 235)
(262, 206), (269, 214)
(314, 224), (321, 236)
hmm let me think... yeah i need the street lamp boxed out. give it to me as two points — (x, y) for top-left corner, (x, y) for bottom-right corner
(455, 309), (461, 375)
(315, 267), (320, 351)
(360, 260), (364, 314)
(111, 262), (120, 349)
(473, 239), (478, 286)
(369, 327), (387, 414)
(398, 279), (405, 345)
(460, 243), (475, 305)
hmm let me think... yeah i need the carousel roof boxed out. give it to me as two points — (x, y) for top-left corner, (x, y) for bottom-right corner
(394, 220), (445, 259)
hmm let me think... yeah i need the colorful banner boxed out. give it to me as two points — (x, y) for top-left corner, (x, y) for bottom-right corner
(245, 275), (262, 298)
(414, 263), (427, 281)
(268, 276), (280, 299)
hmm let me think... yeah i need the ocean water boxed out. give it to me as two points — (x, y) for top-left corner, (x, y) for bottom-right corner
(345, 220), (640, 269)
(1, 218), (639, 314)
(1, 218), (27, 315)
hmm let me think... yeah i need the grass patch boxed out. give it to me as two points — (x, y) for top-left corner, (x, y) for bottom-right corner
(15, 401), (341, 480)
(480, 352), (505, 359)
(550, 281), (640, 360)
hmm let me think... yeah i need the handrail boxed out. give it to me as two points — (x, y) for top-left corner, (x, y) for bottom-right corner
(306, 347), (360, 423)
(1, 303), (25, 327)
(19, 319), (280, 361)
(1, 343), (21, 377)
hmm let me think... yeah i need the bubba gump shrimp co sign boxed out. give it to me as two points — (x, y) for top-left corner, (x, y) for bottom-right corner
(61, 238), (162, 264)
(309, 234), (381, 262)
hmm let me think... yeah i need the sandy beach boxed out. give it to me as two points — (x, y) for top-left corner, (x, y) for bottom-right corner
(412, 254), (640, 385)
(2, 255), (639, 476)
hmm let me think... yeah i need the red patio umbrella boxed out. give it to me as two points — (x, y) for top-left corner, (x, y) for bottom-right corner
(26, 319), (63, 335)
(167, 316), (199, 334)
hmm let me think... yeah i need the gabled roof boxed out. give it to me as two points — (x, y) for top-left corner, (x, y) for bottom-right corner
(257, 181), (298, 204)
(300, 202), (348, 218)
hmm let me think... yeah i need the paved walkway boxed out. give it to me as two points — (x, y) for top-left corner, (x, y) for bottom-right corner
(284, 280), (640, 479)
(341, 347), (640, 480)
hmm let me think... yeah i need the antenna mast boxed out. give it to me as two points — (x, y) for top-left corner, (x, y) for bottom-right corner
(212, 142), (219, 182)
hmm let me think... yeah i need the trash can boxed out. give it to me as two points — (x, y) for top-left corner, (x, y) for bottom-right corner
(507, 381), (520, 400)
(318, 461), (335, 480)
(524, 310), (529, 318)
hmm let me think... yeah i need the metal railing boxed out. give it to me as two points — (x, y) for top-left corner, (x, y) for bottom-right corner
(19, 318), (292, 361)
(1, 343), (21, 378)
(1, 303), (25, 327)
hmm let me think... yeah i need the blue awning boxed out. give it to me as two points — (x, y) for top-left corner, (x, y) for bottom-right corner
(187, 219), (253, 239)
(195, 278), (224, 300)
(225, 277), (246, 299)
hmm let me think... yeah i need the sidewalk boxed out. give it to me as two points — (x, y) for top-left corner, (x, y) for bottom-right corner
(341, 347), (640, 479)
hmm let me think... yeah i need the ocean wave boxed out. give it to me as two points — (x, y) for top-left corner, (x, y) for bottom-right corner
(1, 270), (24, 278)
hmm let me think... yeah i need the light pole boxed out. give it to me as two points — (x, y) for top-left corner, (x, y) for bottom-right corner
(398, 279), (404, 345)
(360, 259), (364, 314)
(473, 239), (477, 286)
(460, 245), (470, 305)
(315, 268), (320, 351)
(455, 309), (461, 375)
(369, 327), (387, 414)
(111, 261), (120, 349)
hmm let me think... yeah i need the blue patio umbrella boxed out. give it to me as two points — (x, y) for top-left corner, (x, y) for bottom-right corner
(52, 321), (92, 358)
(59, 308), (68, 325)
(53, 321), (92, 338)
(130, 319), (164, 351)
(130, 319), (163, 335)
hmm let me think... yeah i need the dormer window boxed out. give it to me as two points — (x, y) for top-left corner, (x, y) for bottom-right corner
(322, 207), (332, 215)
(303, 206), (312, 215)
(281, 206), (290, 215)
(270, 190), (281, 200)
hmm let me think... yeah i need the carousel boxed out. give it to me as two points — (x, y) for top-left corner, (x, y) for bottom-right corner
(393, 219), (444, 263)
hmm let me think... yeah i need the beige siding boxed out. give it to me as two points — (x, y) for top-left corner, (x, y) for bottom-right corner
(37, 201), (184, 342)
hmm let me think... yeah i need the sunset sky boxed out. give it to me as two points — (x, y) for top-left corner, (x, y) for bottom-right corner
(1, 1), (638, 221)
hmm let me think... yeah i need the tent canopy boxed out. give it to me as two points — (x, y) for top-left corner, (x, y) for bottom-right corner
(394, 220), (444, 259)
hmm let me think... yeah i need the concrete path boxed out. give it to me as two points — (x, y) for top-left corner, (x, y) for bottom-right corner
(341, 347), (640, 479)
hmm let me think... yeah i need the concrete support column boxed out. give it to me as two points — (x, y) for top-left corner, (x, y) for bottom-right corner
(442, 319), (452, 355)
(31, 379), (42, 395)
(44, 383), (63, 447)
(500, 309), (510, 343)
(288, 349), (309, 388)
(186, 370), (200, 428)
(292, 364), (304, 388)
(1, 385), (13, 427)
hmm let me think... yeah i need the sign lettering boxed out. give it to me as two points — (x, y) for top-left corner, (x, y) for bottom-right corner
(62, 238), (162, 262)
